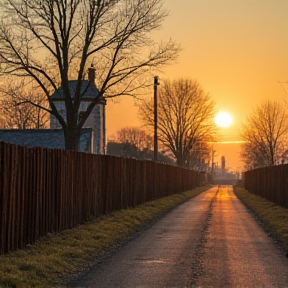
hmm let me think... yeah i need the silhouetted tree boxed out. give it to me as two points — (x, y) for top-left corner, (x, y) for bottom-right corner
(0, 0), (179, 150)
(241, 100), (288, 169)
(0, 79), (49, 129)
(139, 78), (217, 168)
(108, 126), (175, 164)
(116, 127), (153, 151)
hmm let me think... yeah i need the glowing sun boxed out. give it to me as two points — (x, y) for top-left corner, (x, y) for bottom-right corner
(215, 111), (232, 127)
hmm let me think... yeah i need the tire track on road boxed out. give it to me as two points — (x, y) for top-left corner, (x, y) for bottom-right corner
(188, 186), (219, 283)
(68, 187), (219, 288)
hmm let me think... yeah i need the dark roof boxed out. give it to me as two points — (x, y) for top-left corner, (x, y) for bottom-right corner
(0, 128), (93, 152)
(51, 80), (99, 100)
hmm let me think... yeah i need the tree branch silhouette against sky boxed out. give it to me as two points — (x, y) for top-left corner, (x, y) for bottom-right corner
(0, 0), (180, 150)
(107, 0), (288, 170)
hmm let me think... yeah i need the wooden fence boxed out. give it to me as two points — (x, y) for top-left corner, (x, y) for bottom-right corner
(0, 141), (199, 254)
(244, 164), (288, 209)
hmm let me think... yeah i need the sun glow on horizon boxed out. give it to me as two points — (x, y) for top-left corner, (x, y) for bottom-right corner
(215, 111), (233, 128)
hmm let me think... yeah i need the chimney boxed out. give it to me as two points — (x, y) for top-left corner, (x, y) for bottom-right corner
(88, 64), (96, 83)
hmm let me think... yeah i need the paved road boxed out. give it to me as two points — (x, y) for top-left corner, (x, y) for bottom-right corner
(69, 186), (288, 288)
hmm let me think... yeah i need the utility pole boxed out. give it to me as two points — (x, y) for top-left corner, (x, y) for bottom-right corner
(154, 76), (160, 161)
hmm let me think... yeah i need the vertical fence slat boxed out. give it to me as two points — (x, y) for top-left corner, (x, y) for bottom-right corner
(0, 141), (199, 254)
(245, 164), (288, 209)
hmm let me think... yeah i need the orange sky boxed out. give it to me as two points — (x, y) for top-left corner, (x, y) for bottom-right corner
(106, 0), (288, 171)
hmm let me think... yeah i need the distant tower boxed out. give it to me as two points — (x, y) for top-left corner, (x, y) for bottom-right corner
(50, 64), (106, 154)
(221, 156), (226, 175)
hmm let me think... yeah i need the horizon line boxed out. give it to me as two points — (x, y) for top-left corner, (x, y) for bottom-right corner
(210, 140), (246, 144)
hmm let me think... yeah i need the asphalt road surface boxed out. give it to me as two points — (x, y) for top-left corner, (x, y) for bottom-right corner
(69, 186), (288, 288)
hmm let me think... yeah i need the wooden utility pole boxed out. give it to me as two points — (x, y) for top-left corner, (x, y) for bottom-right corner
(154, 76), (159, 161)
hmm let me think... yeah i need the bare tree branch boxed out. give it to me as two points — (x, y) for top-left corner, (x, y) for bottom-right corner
(241, 100), (288, 168)
(0, 0), (180, 150)
(0, 78), (49, 129)
(138, 78), (217, 168)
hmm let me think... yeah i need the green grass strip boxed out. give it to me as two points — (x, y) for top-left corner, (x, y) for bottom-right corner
(0, 185), (211, 288)
(234, 186), (288, 254)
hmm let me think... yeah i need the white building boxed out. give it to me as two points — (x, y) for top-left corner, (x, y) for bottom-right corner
(50, 65), (106, 154)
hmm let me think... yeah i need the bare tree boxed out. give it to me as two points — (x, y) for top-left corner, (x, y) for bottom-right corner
(241, 100), (288, 168)
(108, 126), (174, 164)
(139, 78), (217, 168)
(0, 79), (49, 129)
(116, 126), (153, 150)
(0, 0), (179, 150)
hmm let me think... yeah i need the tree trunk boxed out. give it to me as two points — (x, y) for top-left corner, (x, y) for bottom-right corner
(176, 155), (186, 168)
(64, 126), (81, 151)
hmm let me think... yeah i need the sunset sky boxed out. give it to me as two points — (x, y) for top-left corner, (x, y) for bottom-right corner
(106, 0), (288, 171)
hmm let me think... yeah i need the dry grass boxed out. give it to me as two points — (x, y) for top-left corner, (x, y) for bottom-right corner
(234, 186), (288, 253)
(0, 185), (211, 288)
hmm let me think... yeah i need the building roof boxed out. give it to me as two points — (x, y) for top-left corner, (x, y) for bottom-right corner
(0, 128), (93, 153)
(51, 80), (100, 101)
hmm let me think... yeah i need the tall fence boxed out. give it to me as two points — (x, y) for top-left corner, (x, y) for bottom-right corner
(244, 164), (288, 209)
(0, 141), (199, 254)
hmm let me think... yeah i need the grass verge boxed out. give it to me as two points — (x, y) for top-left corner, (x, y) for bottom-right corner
(234, 185), (288, 254)
(0, 185), (211, 288)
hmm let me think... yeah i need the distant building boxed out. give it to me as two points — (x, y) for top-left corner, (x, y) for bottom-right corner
(0, 128), (93, 153)
(107, 141), (176, 165)
(0, 65), (106, 154)
(50, 65), (106, 154)
(221, 155), (226, 175)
